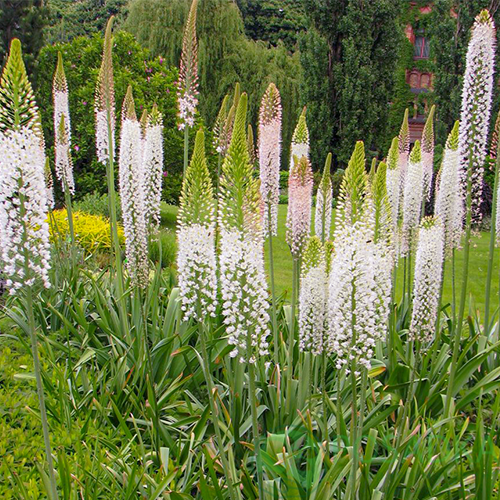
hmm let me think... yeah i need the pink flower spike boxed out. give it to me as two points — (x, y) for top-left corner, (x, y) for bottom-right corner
(258, 83), (282, 237)
(286, 155), (313, 258)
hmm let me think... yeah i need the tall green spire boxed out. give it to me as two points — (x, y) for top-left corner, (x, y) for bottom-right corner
(179, 128), (214, 227)
(0, 38), (42, 137)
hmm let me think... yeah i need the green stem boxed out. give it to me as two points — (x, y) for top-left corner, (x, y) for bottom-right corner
(268, 204), (279, 367)
(63, 183), (76, 265)
(199, 321), (237, 500)
(217, 152), (222, 195)
(286, 258), (298, 416)
(484, 153), (499, 334)
(407, 243), (413, 303)
(349, 285), (358, 500)
(435, 259), (446, 343)
(336, 368), (343, 454)
(444, 169), (473, 418)
(105, 106), (128, 337)
(27, 287), (59, 500)
(248, 360), (264, 498)
(19, 182), (59, 499)
(388, 264), (398, 373)
(357, 368), (368, 449)
(402, 256), (407, 306)
(321, 351), (328, 445)
(183, 125), (189, 176)
(350, 364), (358, 500)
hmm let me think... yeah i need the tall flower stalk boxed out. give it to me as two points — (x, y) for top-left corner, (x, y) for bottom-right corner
(299, 236), (327, 356)
(143, 104), (164, 234)
(329, 141), (392, 497)
(290, 107), (309, 169)
(401, 141), (423, 257)
(213, 94), (230, 192)
(485, 113), (500, 332)
(53, 52), (76, 255)
(435, 121), (463, 254)
(386, 137), (400, 246)
(315, 153), (333, 242)
(286, 155), (313, 259)
(53, 52), (74, 195)
(259, 83), (282, 237)
(371, 161), (393, 249)
(177, 129), (237, 499)
(218, 93), (269, 497)
(0, 39), (59, 500)
(445, 9), (495, 417)
(95, 18), (124, 282)
(422, 105), (435, 202)
(398, 108), (410, 208)
(178, 0), (199, 175)
(118, 86), (149, 288)
(258, 82), (282, 364)
(298, 235), (328, 438)
(410, 217), (445, 344)
(286, 154), (313, 411)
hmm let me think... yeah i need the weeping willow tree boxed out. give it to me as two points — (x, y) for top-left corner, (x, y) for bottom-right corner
(125, 0), (301, 169)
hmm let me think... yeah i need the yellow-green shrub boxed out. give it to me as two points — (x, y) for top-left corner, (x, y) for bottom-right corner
(49, 209), (124, 253)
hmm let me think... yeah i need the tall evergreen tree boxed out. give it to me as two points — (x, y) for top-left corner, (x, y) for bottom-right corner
(300, 0), (402, 168)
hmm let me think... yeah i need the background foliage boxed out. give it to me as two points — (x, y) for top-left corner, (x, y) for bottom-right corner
(126, 0), (302, 171)
(35, 31), (184, 203)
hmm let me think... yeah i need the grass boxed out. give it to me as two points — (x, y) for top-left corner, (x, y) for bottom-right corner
(161, 202), (500, 315)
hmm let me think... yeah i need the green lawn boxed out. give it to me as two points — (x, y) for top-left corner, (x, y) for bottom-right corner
(161, 202), (500, 316)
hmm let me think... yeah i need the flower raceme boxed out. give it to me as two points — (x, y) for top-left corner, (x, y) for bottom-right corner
(327, 221), (392, 370)
(371, 160), (393, 249)
(44, 157), (55, 210)
(401, 140), (423, 256)
(286, 155), (313, 259)
(435, 121), (463, 253)
(315, 153), (333, 241)
(421, 105), (435, 201)
(386, 137), (400, 238)
(95, 17), (115, 165)
(143, 104), (164, 231)
(118, 86), (149, 288)
(218, 93), (270, 362)
(0, 128), (51, 292)
(409, 217), (444, 343)
(327, 140), (392, 370)
(258, 83), (282, 237)
(53, 52), (74, 194)
(0, 39), (51, 293)
(334, 141), (372, 236)
(458, 9), (495, 222)
(177, 0), (199, 130)
(177, 129), (217, 322)
(494, 113), (500, 244)
(290, 107), (309, 169)
(398, 109), (410, 205)
(299, 236), (328, 355)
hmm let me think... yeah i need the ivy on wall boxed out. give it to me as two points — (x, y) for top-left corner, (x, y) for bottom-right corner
(387, 5), (436, 146)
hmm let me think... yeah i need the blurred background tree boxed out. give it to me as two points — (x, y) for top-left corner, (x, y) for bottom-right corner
(0, 0), (49, 73)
